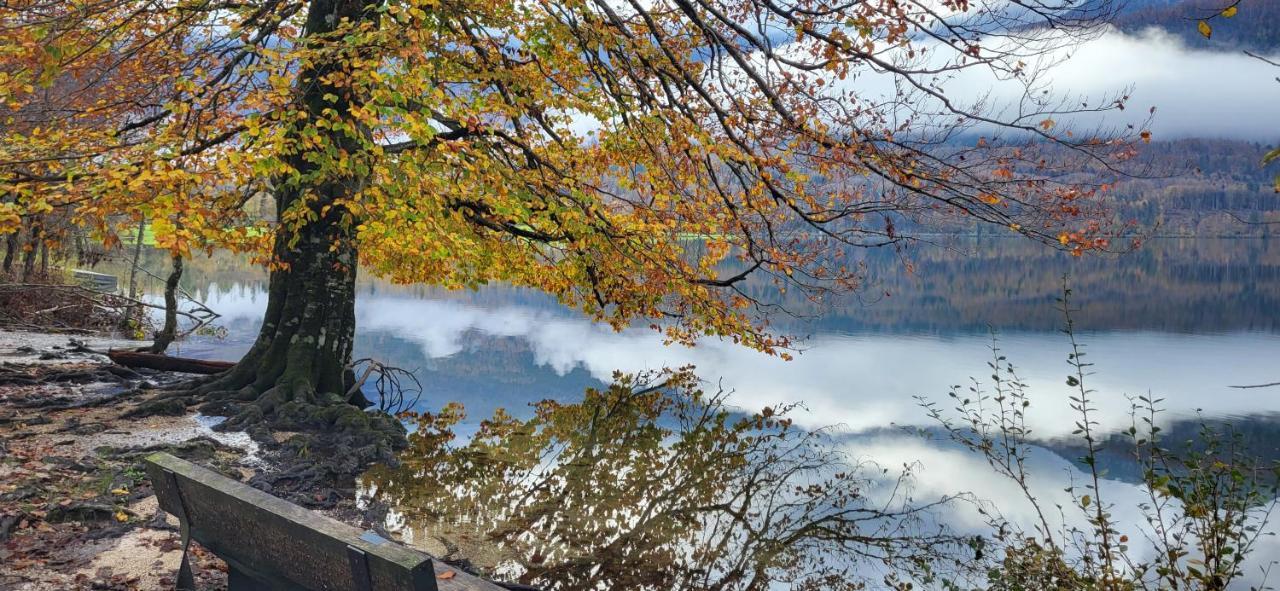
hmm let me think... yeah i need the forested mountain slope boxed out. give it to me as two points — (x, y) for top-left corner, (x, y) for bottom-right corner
(1113, 0), (1280, 52)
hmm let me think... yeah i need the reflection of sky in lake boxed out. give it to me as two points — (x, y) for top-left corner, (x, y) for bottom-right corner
(170, 287), (1280, 439)
(139, 237), (1280, 586)
(850, 434), (1280, 588)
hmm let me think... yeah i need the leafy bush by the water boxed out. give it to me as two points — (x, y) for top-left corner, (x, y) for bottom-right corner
(922, 286), (1280, 591)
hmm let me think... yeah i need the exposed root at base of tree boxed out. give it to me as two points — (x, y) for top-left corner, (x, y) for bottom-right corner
(128, 382), (407, 507)
(0, 362), (143, 389)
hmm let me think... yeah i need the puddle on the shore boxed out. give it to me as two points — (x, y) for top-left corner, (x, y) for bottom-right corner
(90, 413), (262, 466)
(192, 414), (262, 465)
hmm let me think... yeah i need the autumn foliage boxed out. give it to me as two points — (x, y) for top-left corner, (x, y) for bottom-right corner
(3, 0), (1136, 362)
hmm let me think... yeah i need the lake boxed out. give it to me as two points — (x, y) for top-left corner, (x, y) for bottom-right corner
(124, 236), (1280, 588)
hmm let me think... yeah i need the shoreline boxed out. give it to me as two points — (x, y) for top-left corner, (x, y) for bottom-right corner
(0, 329), (382, 590)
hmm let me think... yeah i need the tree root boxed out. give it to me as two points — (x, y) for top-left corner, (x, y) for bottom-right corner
(0, 363), (138, 388)
(123, 391), (194, 418)
(125, 379), (408, 508)
(231, 394), (408, 507)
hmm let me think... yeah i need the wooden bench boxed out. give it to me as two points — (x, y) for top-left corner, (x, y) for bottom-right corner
(145, 452), (506, 591)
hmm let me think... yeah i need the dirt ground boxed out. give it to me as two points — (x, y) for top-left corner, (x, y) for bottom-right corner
(0, 331), (254, 590)
(0, 329), (491, 591)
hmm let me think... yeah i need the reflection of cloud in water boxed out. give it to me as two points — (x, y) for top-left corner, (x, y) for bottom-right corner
(194, 286), (1280, 439)
(195, 285), (1280, 586)
(362, 299), (541, 358)
(182, 282), (273, 326)
(359, 295), (1280, 439)
(852, 434), (1280, 589)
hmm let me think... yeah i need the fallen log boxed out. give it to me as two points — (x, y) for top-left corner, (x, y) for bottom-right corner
(107, 349), (234, 375)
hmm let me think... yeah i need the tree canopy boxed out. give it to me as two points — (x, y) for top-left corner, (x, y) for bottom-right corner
(2, 0), (1136, 355)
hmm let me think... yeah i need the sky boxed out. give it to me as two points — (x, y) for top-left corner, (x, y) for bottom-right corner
(810, 24), (1280, 142)
(558, 22), (1279, 144)
(1003, 26), (1279, 140)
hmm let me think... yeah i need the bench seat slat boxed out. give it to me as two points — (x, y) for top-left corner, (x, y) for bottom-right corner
(147, 452), (514, 591)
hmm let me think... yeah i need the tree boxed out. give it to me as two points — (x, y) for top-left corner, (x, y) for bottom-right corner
(143, 250), (185, 353)
(2, 0), (1136, 450)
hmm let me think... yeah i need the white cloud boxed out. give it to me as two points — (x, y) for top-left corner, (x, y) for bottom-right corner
(1035, 27), (1280, 139)
(821, 25), (1280, 140)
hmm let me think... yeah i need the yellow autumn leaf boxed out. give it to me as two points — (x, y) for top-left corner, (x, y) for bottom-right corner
(1221, 5), (1237, 17)
(114, 510), (128, 522)
(1197, 20), (1212, 39)
(110, 488), (129, 495)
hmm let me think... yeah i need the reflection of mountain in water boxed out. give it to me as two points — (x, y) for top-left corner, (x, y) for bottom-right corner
(134, 237), (1280, 335)
(357, 332), (600, 423)
(788, 237), (1280, 334)
(1037, 413), (1280, 485)
(110, 237), (1280, 439)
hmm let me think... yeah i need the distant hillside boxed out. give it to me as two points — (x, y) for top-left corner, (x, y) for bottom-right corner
(1115, 138), (1279, 234)
(1113, 0), (1280, 52)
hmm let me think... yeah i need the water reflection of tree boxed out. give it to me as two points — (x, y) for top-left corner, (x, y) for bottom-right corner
(363, 369), (972, 591)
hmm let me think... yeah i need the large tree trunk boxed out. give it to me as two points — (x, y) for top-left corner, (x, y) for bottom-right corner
(196, 0), (369, 405)
(153, 0), (405, 478)
(199, 211), (359, 407)
(209, 0), (367, 404)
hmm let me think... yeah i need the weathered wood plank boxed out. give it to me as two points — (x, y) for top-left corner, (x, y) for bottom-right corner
(146, 452), (509, 591)
(71, 269), (118, 292)
(433, 562), (522, 591)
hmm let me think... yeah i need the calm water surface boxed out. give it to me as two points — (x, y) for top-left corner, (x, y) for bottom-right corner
(128, 237), (1280, 588)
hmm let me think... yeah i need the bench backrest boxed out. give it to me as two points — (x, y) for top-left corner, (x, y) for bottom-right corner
(146, 452), (437, 591)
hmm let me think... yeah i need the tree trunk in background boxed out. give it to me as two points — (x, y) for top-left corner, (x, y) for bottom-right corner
(20, 222), (39, 281)
(2, 230), (17, 275)
(120, 218), (146, 331)
(145, 252), (183, 354)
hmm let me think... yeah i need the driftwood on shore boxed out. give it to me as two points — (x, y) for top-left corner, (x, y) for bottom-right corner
(107, 349), (234, 375)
